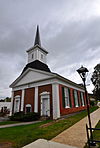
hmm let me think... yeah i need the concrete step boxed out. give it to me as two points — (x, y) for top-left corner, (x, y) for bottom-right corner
(23, 139), (78, 148)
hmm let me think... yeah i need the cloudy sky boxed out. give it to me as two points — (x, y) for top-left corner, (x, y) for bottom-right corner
(0, 0), (100, 98)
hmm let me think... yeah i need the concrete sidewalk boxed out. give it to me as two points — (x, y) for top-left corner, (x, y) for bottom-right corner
(0, 120), (41, 128)
(23, 139), (77, 148)
(52, 108), (100, 148)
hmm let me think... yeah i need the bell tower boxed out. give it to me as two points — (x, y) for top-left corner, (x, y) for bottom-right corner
(27, 26), (48, 64)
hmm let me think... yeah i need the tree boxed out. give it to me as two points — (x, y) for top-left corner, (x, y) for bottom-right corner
(91, 63), (100, 100)
(5, 97), (11, 102)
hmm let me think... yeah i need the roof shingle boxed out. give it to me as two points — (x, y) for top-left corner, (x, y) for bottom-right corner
(21, 60), (51, 74)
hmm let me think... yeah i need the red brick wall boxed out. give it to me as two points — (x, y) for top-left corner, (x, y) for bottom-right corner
(13, 90), (22, 114)
(38, 84), (52, 118)
(59, 84), (87, 116)
(24, 87), (35, 112)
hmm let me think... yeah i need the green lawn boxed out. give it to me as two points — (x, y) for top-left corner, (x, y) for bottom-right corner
(93, 120), (100, 148)
(0, 106), (98, 148)
(84, 120), (100, 148)
(0, 121), (20, 126)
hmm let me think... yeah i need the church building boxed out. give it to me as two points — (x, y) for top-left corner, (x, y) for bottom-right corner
(10, 26), (87, 119)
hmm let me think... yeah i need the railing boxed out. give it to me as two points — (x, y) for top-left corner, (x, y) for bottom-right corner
(86, 124), (100, 147)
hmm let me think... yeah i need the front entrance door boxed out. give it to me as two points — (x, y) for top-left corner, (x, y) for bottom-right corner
(42, 98), (48, 116)
(40, 91), (50, 117)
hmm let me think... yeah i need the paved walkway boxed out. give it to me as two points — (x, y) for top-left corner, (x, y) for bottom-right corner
(0, 120), (41, 128)
(52, 108), (100, 148)
(23, 139), (77, 148)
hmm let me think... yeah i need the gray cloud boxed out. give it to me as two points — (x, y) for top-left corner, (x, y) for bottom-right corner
(0, 0), (100, 98)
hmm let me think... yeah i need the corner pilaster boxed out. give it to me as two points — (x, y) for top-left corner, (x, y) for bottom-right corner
(34, 86), (38, 113)
(10, 91), (14, 116)
(52, 83), (60, 119)
(21, 89), (25, 111)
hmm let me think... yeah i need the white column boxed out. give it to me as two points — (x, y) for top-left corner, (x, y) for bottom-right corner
(21, 89), (25, 111)
(52, 83), (60, 119)
(34, 86), (38, 112)
(10, 91), (14, 116)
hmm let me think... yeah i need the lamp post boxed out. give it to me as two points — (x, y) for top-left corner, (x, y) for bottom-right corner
(77, 66), (95, 146)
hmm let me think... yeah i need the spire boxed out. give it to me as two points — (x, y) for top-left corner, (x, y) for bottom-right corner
(34, 25), (41, 46)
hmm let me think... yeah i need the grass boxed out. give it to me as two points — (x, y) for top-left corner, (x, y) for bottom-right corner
(0, 121), (20, 126)
(0, 106), (98, 148)
(93, 120), (100, 147)
(84, 120), (100, 148)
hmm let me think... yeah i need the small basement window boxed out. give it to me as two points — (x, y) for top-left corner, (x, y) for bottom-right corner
(26, 104), (32, 113)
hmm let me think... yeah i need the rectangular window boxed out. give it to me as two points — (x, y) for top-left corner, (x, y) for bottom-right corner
(62, 87), (71, 108)
(32, 54), (34, 59)
(41, 54), (43, 59)
(73, 90), (79, 107)
(80, 92), (85, 106)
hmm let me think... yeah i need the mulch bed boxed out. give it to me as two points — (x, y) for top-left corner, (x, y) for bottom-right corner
(40, 120), (60, 128)
(0, 142), (13, 148)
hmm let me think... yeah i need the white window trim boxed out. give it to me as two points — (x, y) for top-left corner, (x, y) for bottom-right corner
(74, 90), (79, 107)
(64, 88), (70, 108)
(40, 91), (50, 117)
(14, 95), (20, 113)
(25, 104), (32, 113)
(81, 92), (85, 106)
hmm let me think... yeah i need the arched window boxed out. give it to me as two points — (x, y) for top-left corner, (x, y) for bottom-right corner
(25, 104), (32, 113)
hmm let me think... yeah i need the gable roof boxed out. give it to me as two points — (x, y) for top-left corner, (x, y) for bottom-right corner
(21, 60), (51, 74)
(10, 68), (55, 88)
(53, 73), (84, 90)
(10, 65), (84, 91)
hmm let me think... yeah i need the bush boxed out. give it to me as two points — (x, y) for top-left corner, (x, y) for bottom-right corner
(90, 101), (95, 106)
(0, 112), (7, 117)
(10, 112), (40, 122)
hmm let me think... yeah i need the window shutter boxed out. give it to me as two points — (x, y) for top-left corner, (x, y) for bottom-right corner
(68, 88), (72, 107)
(62, 87), (65, 108)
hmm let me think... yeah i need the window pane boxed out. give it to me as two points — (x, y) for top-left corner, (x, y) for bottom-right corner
(62, 87), (65, 108)
(81, 92), (85, 106)
(74, 90), (79, 107)
(64, 88), (70, 108)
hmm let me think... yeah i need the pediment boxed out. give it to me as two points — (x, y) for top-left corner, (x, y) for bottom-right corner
(10, 68), (55, 87)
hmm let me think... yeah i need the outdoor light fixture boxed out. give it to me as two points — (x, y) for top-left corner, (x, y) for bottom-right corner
(77, 66), (89, 82)
(77, 66), (96, 147)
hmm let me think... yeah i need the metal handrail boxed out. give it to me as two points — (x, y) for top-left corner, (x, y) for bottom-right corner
(86, 124), (100, 148)
(88, 128), (100, 130)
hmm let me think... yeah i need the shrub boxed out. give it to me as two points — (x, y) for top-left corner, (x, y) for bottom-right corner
(0, 112), (7, 117)
(10, 112), (40, 122)
(90, 101), (95, 106)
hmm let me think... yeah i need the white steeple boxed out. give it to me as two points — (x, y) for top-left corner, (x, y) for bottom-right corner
(26, 26), (48, 64)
